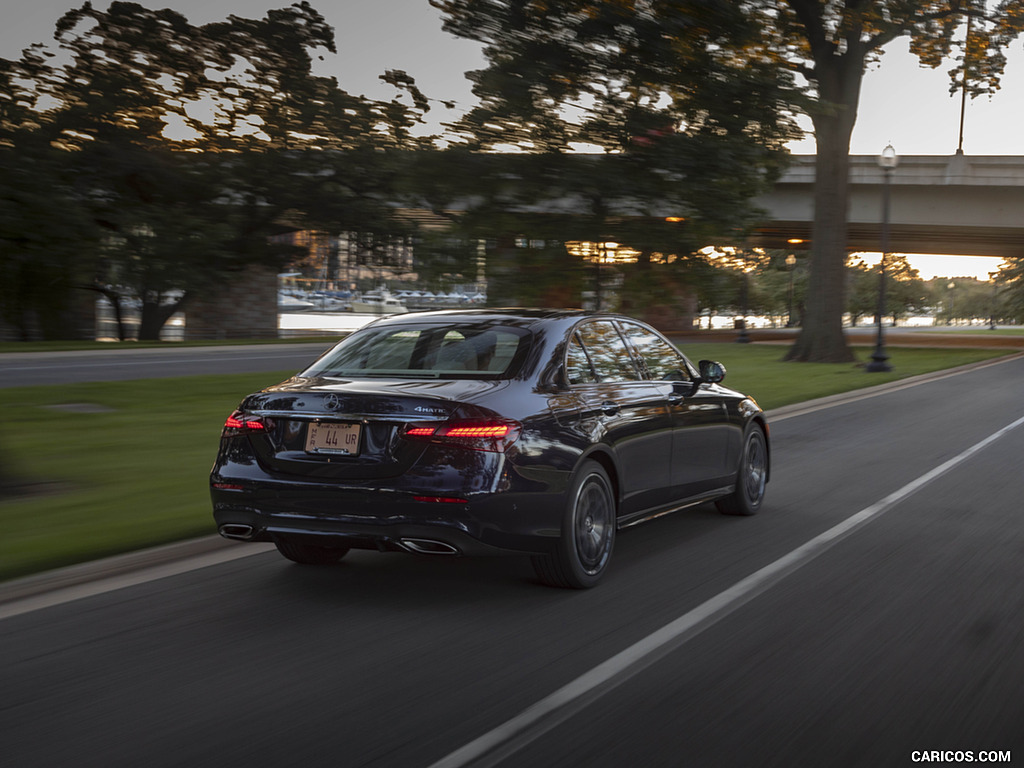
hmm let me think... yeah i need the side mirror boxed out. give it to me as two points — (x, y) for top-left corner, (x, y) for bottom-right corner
(698, 360), (726, 385)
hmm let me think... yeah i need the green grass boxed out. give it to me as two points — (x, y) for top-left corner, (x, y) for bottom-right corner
(0, 344), (1015, 582)
(0, 371), (294, 581)
(675, 343), (1011, 410)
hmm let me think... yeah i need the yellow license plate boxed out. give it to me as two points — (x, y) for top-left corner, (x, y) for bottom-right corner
(305, 422), (361, 455)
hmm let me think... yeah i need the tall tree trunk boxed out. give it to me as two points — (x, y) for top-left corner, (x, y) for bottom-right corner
(88, 286), (130, 341)
(785, 52), (864, 363)
(138, 294), (187, 341)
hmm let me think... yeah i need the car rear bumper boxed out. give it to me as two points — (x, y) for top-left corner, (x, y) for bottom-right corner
(211, 480), (562, 556)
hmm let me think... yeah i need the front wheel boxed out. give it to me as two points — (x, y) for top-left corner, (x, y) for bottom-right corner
(716, 424), (768, 516)
(533, 460), (616, 588)
(274, 538), (350, 565)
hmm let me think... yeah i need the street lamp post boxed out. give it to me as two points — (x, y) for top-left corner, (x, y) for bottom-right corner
(989, 272), (998, 330)
(736, 252), (751, 343)
(785, 253), (797, 327)
(866, 144), (897, 373)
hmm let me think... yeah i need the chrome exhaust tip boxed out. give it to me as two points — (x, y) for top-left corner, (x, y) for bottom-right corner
(399, 538), (459, 555)
(219, 524), (255, 541)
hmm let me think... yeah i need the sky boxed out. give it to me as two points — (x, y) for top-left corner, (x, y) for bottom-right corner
(2, 0), (1019, 280)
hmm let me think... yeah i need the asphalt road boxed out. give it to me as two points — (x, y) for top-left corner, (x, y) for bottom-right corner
(0, 342), (338, 388)
(2, 355), (1023, 767)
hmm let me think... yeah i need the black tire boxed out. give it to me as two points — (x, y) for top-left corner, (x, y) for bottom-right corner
(533, 460), (616, 588)
(274, 538), (350, 565)
(716, 423), (768, 516)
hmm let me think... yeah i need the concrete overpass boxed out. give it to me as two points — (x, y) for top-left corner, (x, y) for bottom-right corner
(751, 154), (1024, 259)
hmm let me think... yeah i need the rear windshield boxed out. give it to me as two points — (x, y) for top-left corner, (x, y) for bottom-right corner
(301, 323), (531, 379)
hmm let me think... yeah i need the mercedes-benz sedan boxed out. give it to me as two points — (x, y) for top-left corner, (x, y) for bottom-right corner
(211, 309), (769, 588)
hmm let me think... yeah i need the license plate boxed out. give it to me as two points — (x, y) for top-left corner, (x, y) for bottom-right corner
(305, 421), (361, 455)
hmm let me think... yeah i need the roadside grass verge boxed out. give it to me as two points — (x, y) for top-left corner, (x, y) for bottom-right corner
(0, 371), (293, 581)
(677, 344), (1011, 410)
(0, 344), (1013, 582)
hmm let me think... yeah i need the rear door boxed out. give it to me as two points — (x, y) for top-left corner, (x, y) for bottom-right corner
(569, 320), (674, 516)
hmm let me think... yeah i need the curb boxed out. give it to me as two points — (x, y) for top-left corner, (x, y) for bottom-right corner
(0, 535), (239, 606)
(2, 350), (1020, 607)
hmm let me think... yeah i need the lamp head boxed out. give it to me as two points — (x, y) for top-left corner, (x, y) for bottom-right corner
(879, 144), (898, 169)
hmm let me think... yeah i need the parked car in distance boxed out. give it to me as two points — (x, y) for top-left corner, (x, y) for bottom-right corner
(211, 309), (769, 588)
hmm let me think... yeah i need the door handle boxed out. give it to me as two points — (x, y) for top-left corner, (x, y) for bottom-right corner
(600, 401), (620, 416)
(667, 393), (684, 405)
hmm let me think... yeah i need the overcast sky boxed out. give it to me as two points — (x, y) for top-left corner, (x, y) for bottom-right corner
(2, 0), (1018, 276)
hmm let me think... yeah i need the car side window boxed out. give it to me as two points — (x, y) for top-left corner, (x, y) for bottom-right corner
(576, 321), (642, 382)
(618, 322), (692, 382)
(566, 333), (599, 384)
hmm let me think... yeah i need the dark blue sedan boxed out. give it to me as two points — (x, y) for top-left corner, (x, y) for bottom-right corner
(211, 309), (769, 588)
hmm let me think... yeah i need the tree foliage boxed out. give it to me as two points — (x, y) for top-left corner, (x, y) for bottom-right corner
(847, 254), (926, 327)
(430, 0), (800, 322)
(1, 2), (435, 340)
(1, 54), (101, 339)
(936, 275), (1005, 324)
(433, 0), (1024, 357)
(994, 258), (1024, 322)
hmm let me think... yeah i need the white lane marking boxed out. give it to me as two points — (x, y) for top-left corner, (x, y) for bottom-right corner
(429, 412), (1024, 768)
(0, 545), (275, 620)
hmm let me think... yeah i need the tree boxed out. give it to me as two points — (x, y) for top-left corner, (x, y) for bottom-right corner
(433, 0), (1024, 358)
(993, 258), (1024, 323)
(885, 254), (927, 325)
(31, 2), (344, 339)
(847, 253), (926, 327)
(748, 250), (808, 327)
(1, 53), (102, 339)
(846, 258), (879, 327)
(763, 1), (1023, 360)
(430, 0), (798, 323)
(931, 275), (1000, 324)
(4, 2), (436, 340)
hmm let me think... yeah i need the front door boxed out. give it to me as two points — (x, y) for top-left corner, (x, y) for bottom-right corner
(569, 321), (674, 516)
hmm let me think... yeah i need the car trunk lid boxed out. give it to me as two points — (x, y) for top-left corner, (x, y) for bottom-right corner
(240, 377), (509, 480)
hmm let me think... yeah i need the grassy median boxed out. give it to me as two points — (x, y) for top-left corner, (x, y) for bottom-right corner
(0, 344), (1013, 582)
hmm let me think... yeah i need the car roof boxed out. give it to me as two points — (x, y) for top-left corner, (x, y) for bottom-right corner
(360, 308), (623, 330)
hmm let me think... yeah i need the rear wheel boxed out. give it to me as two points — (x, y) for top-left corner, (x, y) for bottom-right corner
(716, 424), (767, 516)
(274, 538), (350, 565)
(533, 460), (616, 588)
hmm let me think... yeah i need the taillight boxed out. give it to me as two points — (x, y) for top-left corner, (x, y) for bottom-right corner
(403, 420), (521, 452)
(223, 410), (266, 435)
